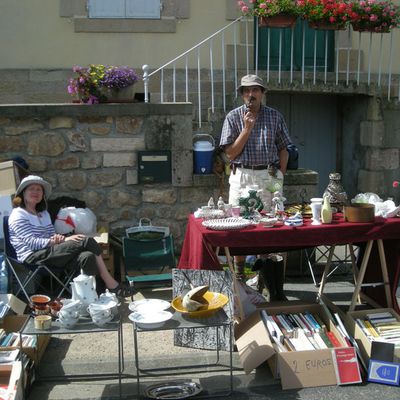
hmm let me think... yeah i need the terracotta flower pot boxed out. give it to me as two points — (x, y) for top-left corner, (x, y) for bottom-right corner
(351, 22), (391, 33)
(258, 14), (297, 29)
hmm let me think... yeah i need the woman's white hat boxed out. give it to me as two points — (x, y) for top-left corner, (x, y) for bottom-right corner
(16, 175), (52, 198)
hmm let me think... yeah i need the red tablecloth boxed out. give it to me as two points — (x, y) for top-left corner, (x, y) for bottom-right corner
(178, 214), (400, 311)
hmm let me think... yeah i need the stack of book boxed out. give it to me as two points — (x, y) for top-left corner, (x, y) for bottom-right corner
(0, 301), (10, 319)
(261, 310), (349, 352)
(0, 331), (37, 349)
(355, 311), (400, 351)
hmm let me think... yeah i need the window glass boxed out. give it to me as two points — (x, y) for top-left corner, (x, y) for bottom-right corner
(88, 0), (160, 19)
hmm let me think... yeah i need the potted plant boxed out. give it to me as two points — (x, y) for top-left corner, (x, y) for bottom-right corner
(296, 0), (351, 30)
(348, 0), (400, 33)
(67, 64), (140, 104)
(238, 0), (300, 28)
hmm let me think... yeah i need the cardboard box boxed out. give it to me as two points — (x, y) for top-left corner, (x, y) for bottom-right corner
(94, 232), (110, 259)
(93, 232), (114, 276)
(0, 161), (29, 197)
(346, 308), (400, 366)
(0, 295), (27, 316)
(0, 315), (50, 365)
(0, 295), (49, 365)
(235, 303), (358, 390)
(0, 195), (13, 239)
(0, 362), (23, 400)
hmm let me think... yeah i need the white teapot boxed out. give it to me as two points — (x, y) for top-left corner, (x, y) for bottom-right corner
(70, 272), (98, 315)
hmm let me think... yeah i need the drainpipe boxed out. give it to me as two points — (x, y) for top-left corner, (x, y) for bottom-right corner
(143, 64), (149, 103)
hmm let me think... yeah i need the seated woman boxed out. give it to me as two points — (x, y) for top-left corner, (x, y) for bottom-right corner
(8, 175), (132, 298)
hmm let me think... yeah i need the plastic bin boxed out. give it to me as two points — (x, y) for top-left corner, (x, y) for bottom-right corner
(193, 134), (215, 174)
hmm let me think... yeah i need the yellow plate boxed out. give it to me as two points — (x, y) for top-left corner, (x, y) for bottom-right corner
(171, 292), (229, 318)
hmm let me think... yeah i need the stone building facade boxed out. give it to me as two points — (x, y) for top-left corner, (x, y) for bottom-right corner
(0, 103), (318, 253)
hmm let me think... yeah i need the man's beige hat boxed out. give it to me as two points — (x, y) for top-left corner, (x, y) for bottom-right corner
(16, 175), (52, 198)
(237, 74), (266, 92)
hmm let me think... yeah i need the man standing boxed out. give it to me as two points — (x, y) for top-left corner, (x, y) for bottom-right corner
(219, 74), (292, 300)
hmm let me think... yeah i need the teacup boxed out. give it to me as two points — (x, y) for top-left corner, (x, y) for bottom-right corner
(59, 309), (79, 319)
(34, 315), (52, 330)
(91, 313), (113, 327)
(88, 306), (112, 320)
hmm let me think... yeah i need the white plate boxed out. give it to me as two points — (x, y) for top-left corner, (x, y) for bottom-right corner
(202, 217), (253, 231)
(128, 311), (173, 329)
(128, 299), (171, 314)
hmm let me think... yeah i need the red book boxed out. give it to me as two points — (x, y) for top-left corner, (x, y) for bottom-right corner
(333, 347), (362, 385)
(326, 331), (343, 348)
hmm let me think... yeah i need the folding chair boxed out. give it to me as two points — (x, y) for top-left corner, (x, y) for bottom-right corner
(3, 216), (74, 303)
(122, 234), (176, 294)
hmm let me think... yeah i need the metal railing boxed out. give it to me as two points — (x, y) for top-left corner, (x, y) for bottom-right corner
(143, 17), (400, 127)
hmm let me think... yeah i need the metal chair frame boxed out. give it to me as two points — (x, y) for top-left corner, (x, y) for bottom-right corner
(122, 235), (176, 292)
(2, 216), (74, 303)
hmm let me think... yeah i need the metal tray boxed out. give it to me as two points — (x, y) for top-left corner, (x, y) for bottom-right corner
(144, 381), (202, 399)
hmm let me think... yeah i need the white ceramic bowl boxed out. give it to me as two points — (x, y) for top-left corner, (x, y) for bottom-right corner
(128, 299), (171, 314)
(128, 311), (173, 329)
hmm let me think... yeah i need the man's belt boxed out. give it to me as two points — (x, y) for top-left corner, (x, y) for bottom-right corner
(231, 163), (279, 176)
(234, 164), (269, 170)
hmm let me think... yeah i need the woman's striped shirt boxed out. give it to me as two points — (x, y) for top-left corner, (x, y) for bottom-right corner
(8, 207), (55, 262)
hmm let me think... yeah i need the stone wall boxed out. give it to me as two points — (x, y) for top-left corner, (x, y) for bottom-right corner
(0, 103), (318, 253)
(341, 97), (400, 203)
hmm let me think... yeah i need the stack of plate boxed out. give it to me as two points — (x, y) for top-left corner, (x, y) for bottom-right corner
(128, 299), (172, 329)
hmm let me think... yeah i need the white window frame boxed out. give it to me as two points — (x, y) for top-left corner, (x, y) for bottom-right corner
(88, 0), (161, 19)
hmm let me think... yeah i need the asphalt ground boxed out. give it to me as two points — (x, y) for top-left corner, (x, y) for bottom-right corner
(27, 271), (400, 400)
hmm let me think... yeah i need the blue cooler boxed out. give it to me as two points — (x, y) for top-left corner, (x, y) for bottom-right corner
(193, 134), (215, 174)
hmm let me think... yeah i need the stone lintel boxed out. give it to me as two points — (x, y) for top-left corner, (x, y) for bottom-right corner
(74, 16), (176, 33)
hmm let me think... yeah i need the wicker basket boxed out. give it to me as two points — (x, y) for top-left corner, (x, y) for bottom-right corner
(344, 203), (375, 223)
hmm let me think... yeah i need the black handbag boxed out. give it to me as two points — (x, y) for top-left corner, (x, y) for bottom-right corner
(287, 144), (299, 170)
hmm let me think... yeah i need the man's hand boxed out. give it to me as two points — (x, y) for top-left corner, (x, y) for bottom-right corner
(244, 109), (256, 130)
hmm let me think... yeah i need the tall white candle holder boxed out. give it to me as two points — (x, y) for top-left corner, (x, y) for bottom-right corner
(310, 197), (323, 225)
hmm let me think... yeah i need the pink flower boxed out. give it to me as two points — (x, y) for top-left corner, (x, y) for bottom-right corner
(393, 181), (399, 188)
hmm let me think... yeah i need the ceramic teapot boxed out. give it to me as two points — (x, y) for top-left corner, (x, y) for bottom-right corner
(70, 272), (98, 315)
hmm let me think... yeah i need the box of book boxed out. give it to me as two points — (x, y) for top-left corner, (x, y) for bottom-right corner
(346, 308), (400, 368)
(235, 302), (362, 389)
(0, 315), (50, 365)
(0, 294), (27, 319)
(0, 160), (29, 197)
(0, 362), (23, 400)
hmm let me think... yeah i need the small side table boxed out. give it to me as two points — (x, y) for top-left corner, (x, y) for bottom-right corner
(19, 315), (124, 399)
(132, 309), (233, 399)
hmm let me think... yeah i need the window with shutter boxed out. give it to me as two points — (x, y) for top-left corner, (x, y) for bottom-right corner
(88, 0), (161, 19)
